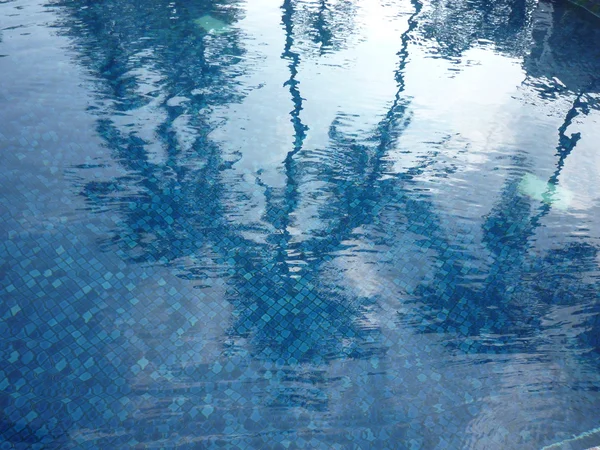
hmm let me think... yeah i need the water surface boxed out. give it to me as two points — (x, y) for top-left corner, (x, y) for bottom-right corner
(1, 0), (600, 448)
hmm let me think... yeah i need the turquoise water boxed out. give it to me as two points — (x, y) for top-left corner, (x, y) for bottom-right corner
(1, 0), (600, 448)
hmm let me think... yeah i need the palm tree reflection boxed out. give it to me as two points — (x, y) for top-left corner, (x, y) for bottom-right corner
(417, 0), (536, 59)
(223, 0), (414, 366)
(59, 0), (600, 441)
(62, 0), (414, 377)
(416, 0), (600, 352)
(66, 0), (600, 372)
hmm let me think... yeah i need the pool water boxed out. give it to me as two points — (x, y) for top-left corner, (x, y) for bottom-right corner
(1, 0), (600, 448)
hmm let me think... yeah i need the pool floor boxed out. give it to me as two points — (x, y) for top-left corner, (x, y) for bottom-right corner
(1, 0), (600, 448)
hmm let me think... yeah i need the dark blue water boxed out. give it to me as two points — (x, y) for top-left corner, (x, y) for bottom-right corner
(1, 0), (600, 448)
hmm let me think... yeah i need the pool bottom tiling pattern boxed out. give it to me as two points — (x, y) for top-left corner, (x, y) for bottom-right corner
(1, 0), (600, 448)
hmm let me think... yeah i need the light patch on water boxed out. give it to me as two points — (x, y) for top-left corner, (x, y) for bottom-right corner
(518, 173), (573, 211)
(194, 15), (231, 34)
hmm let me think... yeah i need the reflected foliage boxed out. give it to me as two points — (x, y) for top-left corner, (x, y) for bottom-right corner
(52, 0), (248, 266)
(525, 0), (600, 93)
(48, 0), (600, 440)
(58, 0), (600, 366)
(3, 0), (600, 447)
(416, 0), (538, 58)
(52, 0), (390, 371)
(292, 0), (358, 55)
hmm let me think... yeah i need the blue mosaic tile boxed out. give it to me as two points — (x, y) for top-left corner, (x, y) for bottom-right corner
(1, 0), (600, 448)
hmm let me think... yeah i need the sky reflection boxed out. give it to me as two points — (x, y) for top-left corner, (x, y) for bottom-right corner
(1, 0), (600, 448)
